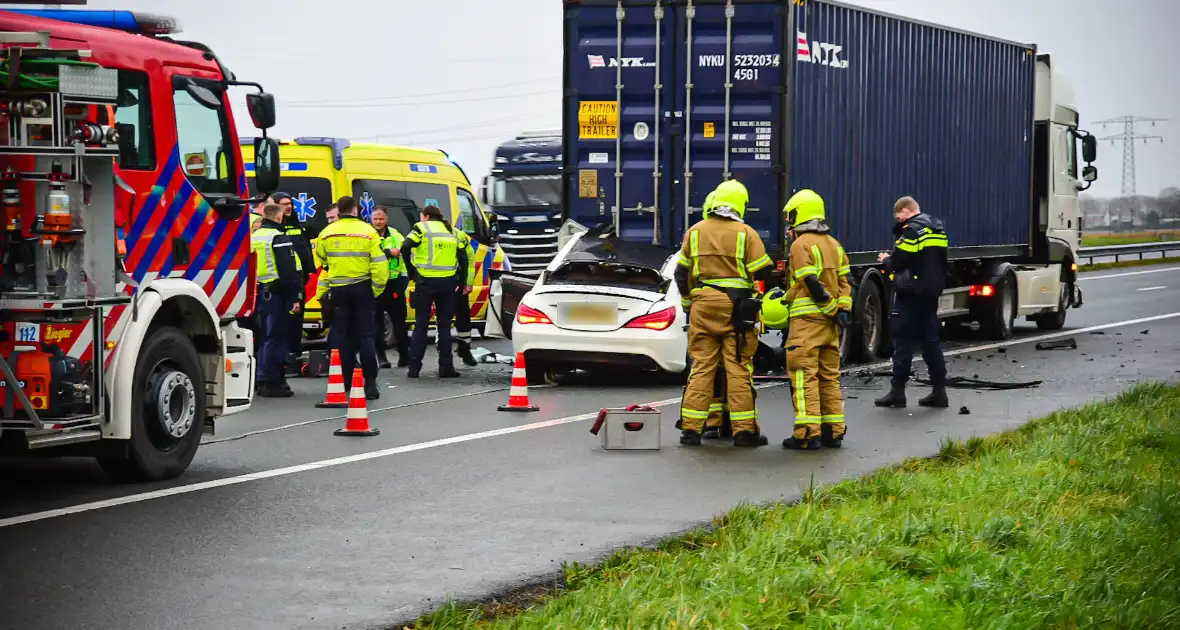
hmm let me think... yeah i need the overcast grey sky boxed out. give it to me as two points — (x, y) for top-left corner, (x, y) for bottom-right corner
(88, 0), (1179, 199)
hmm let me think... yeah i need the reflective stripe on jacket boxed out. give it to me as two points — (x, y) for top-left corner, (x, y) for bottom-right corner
(406, 220), (459, 279)
(313, 216), (389, 299)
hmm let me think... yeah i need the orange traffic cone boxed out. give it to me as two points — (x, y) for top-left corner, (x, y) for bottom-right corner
(314, 348), (348, 409)
(335, 368), (380, 436)
(498, 352), (539, 412)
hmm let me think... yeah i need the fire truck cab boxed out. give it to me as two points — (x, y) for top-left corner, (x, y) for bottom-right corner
(0, 3), (281, 482)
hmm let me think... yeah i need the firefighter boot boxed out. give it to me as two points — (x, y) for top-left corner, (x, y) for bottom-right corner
(680, 429), (702, 446)
(782, 435), (822, 450)
(874, 383), (907, 408)
(733, 431), (769, 447)
(919, 386), (949, 408)
(820, 423), (846, 448)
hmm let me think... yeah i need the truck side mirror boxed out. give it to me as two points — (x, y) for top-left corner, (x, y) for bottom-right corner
(247, 92), (276, 130)
(1082, 165), (1097, 183)
(253, 137), (281, 195)
(1081, 135), (1097, 163)
(478, 175), (489, 205)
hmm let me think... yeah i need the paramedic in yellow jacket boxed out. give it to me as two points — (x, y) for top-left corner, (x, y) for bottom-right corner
(675, 180), (775, 447)
(779, 189), (853, 450)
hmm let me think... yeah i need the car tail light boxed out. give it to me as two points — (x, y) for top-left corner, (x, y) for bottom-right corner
(969, 285), (995, 297)
(624, 306), (677, 331)
(517, 304), (552, 325)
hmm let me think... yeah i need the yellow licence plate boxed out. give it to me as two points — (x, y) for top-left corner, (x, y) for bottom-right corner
(561, 302), (617, 325)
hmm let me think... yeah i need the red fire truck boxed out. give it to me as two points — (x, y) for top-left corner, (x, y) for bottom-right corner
(0, 3), (280, 481)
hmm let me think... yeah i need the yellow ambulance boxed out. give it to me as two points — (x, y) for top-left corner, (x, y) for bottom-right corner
(242, 137), (511, 346)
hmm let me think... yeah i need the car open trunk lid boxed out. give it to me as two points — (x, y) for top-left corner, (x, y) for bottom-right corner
(531, 235), (673, 332)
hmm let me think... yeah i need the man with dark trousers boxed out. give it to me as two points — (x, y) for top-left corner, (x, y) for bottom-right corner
(272, 192), (315, 375)
(875, 196), (950, 409)
(252, 203), (304, 398)
(314, 195), (388, 400)
(370, 206), (411, 368)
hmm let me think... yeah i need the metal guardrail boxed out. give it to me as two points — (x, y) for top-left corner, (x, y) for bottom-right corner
(1077, 241), (1180, 265)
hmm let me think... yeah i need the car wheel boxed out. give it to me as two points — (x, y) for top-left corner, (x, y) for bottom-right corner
(97, 326), (205, 482)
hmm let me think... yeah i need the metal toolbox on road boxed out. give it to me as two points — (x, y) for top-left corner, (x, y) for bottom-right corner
(590, 405), (661, 450)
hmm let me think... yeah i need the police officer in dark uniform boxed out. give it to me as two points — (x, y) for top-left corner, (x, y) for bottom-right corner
(252, 203), (304, 398)
(875, 195), (950, 409)
(272, 192), (315, 374)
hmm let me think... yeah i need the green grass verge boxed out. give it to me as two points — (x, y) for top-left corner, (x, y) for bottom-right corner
(1082, 231), (1179, 247)
(412, 383), (1180, 629)
(1079, 257), (1180, 272)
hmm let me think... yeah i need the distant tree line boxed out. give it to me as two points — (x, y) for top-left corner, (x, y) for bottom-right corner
(1081, 187), (1180, 230)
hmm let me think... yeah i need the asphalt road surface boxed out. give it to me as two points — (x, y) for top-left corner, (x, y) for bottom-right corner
(2, 264), (1179, 630)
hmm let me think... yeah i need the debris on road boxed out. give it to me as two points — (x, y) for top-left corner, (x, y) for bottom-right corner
(1035, 338), (1078, 351)
(473, 348), (515, 365)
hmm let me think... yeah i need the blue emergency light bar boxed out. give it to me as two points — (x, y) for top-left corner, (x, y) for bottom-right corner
(3, 9), (181, 35)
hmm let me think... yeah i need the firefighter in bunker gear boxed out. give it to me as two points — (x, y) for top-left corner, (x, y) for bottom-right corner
(874, 196), (950, 409)
(779, 189), (853, 450)
(451, 224), (478, 367)
(314, 195), (388, 400)
(253, 203), (304, 398)
(673, 190), (733, 440)
(370, 206), (411, 368)
(674, 179), (775, 447)
(403, 205), (468, 379)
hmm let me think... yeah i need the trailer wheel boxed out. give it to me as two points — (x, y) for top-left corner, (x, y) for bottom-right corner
(852, 279), (886, 362)
(97, 326), (205, 483)
(981, 274), (1017, 340)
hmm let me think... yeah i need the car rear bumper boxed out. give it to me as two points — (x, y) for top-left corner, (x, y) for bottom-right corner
(512, 323), (686, 373)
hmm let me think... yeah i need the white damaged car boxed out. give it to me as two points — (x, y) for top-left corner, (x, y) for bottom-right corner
(484, 228), (688, 384)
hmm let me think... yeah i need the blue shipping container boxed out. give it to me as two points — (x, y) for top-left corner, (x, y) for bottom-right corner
(563, 0), (1037, 263)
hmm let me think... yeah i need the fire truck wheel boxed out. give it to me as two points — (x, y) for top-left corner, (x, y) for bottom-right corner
(97, 326), (205, 482)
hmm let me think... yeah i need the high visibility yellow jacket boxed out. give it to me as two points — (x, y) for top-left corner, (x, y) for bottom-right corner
(252, 219), (303, 297)
(376, 227), (406, 279)
(403, 220), (467, 280)
(454, 227), (477, 287)
(313, 216), (389, 300)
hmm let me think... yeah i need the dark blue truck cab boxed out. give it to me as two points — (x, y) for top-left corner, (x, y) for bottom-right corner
(480, 130), (564, 275)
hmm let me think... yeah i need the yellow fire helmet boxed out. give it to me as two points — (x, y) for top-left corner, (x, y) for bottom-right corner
(710, 179), (750, 218)
(783, 188), (826, 227)
(760, 286), (790, 330)
(701, 190), (717, 217)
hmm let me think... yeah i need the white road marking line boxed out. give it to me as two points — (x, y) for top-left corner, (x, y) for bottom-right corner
(1080, 266), (1180, 281)
(201, 387), (517, 445)
(1137, 286), (1167, 292)
(3, 311), (1179, 529)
